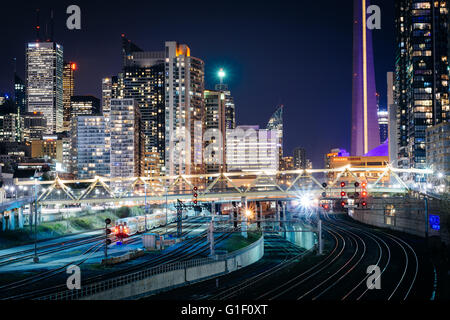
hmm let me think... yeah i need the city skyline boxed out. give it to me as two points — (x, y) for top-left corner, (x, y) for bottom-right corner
(0, 0), (449, 307)
(0, 0), (396, 167)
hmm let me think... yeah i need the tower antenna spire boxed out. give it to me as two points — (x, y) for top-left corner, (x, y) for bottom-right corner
(35, 8), (41, 41)
(50, 9), (54, 42)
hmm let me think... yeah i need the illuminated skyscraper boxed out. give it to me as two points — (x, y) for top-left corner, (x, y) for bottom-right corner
(226, 125), (278, 172)
(204, 90), (226, 173)
(215, 83), (235, 130)
(101, 76), (121, 121)
(267, 105), (283, 168)
(121, 36), (165, 175)
(63, 62), (76, 132)
(26, 42), (63, 134)
(110, 99), (144, 180)
(351, 0), (379, 156)
(165, 41), (205, 176)
(394, 0), (449, 169)
(293, 147), (306, 169)
(72, 116), (110, 179)
(70, 96), (100, 118)
(14, 74), (26, 115)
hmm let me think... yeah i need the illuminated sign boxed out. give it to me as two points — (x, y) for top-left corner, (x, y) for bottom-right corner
(429, 215), (440, 231)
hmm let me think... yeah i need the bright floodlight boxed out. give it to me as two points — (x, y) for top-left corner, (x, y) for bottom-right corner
(437, 172), (444, 179)
(300, 195), (312, 208)
(218, 68), (226, 79)
(245, 209), (253, 217)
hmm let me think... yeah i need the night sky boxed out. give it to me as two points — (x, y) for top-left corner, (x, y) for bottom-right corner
(0, 0), (395, 167)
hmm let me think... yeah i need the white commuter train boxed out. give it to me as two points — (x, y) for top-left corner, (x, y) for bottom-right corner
(114, 209), (187, 237)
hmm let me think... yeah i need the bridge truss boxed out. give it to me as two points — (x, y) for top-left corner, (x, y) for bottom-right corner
(14, 165), (433, 207)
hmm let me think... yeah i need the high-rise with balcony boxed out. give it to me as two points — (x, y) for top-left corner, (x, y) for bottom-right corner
(26, 42), (63, 134)
(121, 36), (165, 176)
(394, 0), (449, 169)
(110, 98), (144, 181)
(164, 41), (205, 176)
(72, 116), (110, 179)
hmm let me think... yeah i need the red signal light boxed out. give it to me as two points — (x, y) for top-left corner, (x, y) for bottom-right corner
(341, 201), (346, 207)
(193, 187), (198, 191)
(340, 182), (346, 188)
(341, 191), (346, 197)
(361, 182), (367, 188)
(361, 201), (367, 207)
(361, 191), (368, 197)
(324, 204), (329, 210)
(193, 193), (198, 198)
(193, 200), (198, 204)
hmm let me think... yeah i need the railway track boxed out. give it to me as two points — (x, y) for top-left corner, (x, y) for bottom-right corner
(0, 221), (232, 300)
(253, 211), (425, 300)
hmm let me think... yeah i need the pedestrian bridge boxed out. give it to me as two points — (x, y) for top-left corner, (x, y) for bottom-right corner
(12, 166), (433, 207)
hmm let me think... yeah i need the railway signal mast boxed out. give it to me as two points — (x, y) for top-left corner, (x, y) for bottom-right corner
(360, 181), (368, 208)
(340, 182), (346, 209)
(104, 218), (112, 258)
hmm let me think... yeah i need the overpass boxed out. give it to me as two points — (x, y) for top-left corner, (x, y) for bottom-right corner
(11, 165), (433, 207)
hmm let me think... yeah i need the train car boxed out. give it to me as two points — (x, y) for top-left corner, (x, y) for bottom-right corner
(115, 217), (138, 237)
(136, 216), (146, 233)
(114, 207), (190, 237)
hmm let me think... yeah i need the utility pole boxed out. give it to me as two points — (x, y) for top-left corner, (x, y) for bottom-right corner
(208, 219), (215, 257)
(33, 177), (39, 263)
(424, 196), (429, 240)
(144, 182), (147, 231)
(318, 218), (323, 255)
(165, 186), (168, 233)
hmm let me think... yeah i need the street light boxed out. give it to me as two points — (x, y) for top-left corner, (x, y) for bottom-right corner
(218, 68), (226, 84)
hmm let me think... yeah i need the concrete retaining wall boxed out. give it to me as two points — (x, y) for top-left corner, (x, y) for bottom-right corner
(349, 197), (450, 244)
(79, 236), (264, 300)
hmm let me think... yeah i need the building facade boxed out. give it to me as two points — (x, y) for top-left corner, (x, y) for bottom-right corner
(72, 116), (110, 179)
(204, 90), (226, 173)
(293, 147), (306, 169)
(63, 62), (76, 132)
(266, 105), (283, 169)
(394, 0), (449, 169)
(164, 41), (205, 176)
(26, 42), (64, 134)
(215, 83), (235, 130)
(21, 112), (46, 142)
(70, 96), (100, 119)
(226, 125), (279, 172)
(387, 72), (399, 166)
(426, 122), (450, 178)
(110, 99), (144, 181)
(14, 74), (26, 115)
(121, 37), (166, 174)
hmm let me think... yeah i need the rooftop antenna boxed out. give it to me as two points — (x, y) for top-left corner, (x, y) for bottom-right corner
(35, 9), (41, 42)
(50, 9), (54, 42)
